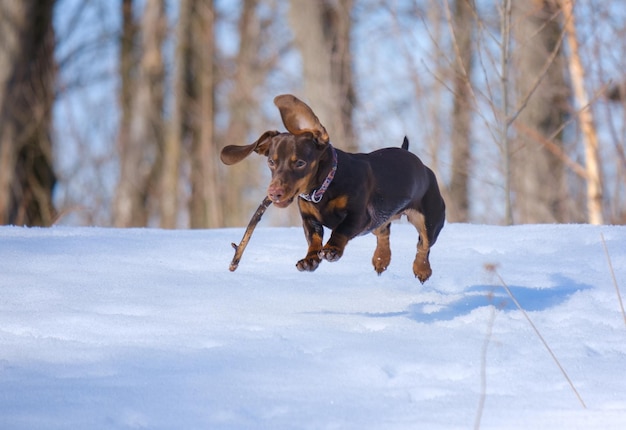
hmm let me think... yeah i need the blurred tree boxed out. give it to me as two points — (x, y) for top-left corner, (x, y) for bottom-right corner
(116, 0), (136, 223)
(510, 0), (570, 223)
(0, 1), (57, 226)
(188, 0), (220, 228)
(221, 0), (257, 228)
(288, 0), (356, 151)
(560, 0), (604, 225)
(221, 0), (276, 227)
(159, 0), (187, 229)
(447, 0), (475, 223)
(113, 0), (166, 227)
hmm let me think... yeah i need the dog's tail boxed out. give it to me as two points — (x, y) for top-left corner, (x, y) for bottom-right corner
(402, 136), (409, 150)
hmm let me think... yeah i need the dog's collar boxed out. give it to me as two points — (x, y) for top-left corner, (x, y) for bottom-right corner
(299, 144), (338, 203)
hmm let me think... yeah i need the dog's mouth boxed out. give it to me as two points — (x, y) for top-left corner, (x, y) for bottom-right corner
(270, 196), (294, 208)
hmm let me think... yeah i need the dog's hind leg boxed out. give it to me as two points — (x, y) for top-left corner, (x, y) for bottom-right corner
(406, 209), (432, 284)
(407, 168), (446, 283)
(372, 221), (392, 275)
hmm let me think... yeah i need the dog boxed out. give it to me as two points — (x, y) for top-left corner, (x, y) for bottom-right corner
(220, 94), (445, 283)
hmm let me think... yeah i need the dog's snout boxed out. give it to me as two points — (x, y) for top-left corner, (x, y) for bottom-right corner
(268, 184), (285, 202)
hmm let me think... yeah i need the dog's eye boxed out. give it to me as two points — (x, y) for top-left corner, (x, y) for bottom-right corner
(268, 159), (276, 168)
(295, 160), (307, 169)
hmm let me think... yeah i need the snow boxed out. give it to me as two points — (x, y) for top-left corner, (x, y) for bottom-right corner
(1, 222), (625, 429)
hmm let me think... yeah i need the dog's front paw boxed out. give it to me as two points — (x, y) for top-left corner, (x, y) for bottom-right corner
(296, 254), (321, 271)
(319, 246), (343, 262)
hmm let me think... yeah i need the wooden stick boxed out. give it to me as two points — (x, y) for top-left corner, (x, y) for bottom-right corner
(229, 196), (272, 272)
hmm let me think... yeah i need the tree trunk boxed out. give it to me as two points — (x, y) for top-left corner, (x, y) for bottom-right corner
(288, 0), (356, 151)
(221, 0), (270, 226)
(117, 0), (135, 204)
(560, 0), (604, 225)
(511, 0), (569, 223)
(114, 0), (166, 227)
(160, 0), (190, 229)
(0, 1), (57, 226)
(448, 0), (474, 223)
(500, 0), (514, 225)
(188, 0), (219, 228)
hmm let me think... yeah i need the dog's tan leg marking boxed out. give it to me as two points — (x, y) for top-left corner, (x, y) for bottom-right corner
(297, 230), (323, 271)
(406, 209), (432, 283)
(320, 233), (348, 262)
(372, 222), (391, 275)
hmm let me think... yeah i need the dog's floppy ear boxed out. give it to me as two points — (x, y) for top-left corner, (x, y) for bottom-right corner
(274, 94), (329, 143)
(220, 130), (280, 165)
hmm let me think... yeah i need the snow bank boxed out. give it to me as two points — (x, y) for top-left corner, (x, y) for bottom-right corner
(1, 223), (625, 429)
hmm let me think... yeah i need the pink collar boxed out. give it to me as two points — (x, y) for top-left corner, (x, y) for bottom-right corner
(299, 145), (338, 203)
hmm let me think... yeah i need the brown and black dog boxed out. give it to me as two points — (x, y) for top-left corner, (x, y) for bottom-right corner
(220, 94), (445, 283)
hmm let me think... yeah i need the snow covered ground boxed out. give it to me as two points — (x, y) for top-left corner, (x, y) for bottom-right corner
(1, 222), (625, 429)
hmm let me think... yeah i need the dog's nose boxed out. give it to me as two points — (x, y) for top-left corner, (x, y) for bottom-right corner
(268, 185), (284, 202)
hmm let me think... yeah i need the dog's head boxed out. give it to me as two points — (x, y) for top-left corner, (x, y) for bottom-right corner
(220, 95), (331, 208)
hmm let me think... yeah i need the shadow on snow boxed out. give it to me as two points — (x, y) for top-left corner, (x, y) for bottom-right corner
(355, 274), (592, 324)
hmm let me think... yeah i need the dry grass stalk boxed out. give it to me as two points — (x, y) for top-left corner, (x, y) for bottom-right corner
(485, 264), (587, 409)
(474, 296), (497, 430)
(601, 233), (626, 328)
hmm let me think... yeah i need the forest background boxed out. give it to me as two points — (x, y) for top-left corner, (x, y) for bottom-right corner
(1, 0), (625, 229)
